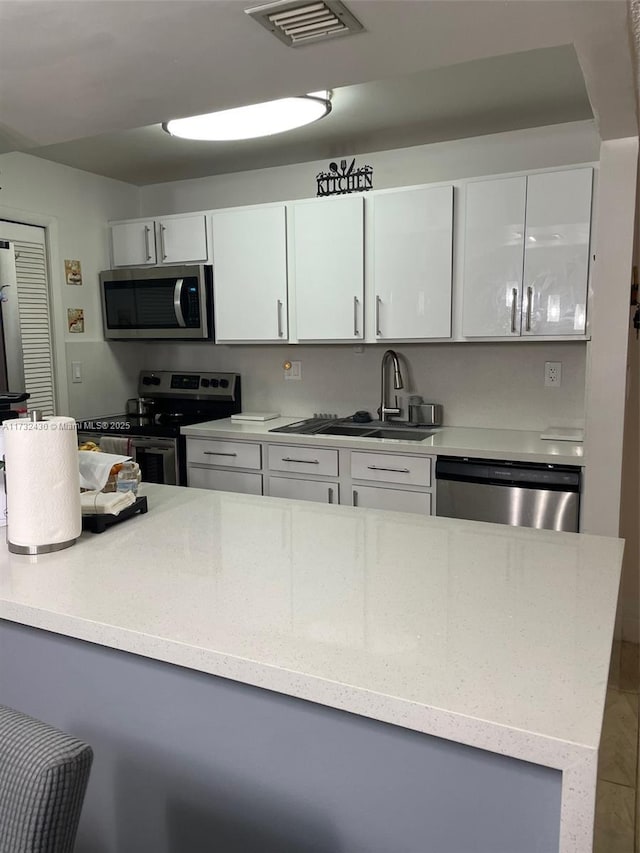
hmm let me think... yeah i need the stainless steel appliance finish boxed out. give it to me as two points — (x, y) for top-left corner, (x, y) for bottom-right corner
(435, 457), (581, 532)
(78, 370), (241, 485)
(407, 397), (443, 427)
(379, 349), (404, 422)
(100, 264), (213, 340)
(269, 416), (435, 441)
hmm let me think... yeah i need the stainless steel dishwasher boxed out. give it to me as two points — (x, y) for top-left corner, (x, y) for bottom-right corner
(435, 457), (581, 532)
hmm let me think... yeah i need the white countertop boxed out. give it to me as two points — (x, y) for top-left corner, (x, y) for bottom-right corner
(0, 483), (620, 851)
(181, 417), (585, 465)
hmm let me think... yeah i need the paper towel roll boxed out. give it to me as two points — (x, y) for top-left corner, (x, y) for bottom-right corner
(3, 416), (81, 553)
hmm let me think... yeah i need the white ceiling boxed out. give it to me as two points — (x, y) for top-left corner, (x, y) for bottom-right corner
(0, 0), (637, 186)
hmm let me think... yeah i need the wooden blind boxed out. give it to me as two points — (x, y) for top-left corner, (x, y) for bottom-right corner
(13, 240), (56, 417)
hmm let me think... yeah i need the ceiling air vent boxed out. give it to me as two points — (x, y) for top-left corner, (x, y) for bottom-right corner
(245, 0), (364, 47)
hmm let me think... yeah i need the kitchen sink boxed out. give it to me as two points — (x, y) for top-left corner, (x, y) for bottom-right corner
(314, 423), (436, 441)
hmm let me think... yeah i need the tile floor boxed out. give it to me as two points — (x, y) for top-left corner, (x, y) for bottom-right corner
(594, 641), (640, 852)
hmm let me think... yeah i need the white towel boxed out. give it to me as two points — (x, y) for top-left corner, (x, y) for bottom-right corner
(100, 436), (131, 455)
(80, 490), (137, 516)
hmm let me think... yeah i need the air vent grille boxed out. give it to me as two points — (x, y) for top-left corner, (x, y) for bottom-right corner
(246, 0), (364, 47)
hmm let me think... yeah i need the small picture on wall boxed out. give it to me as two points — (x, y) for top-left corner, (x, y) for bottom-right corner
(67, 308), (85, 333)
(64, 259), (83, 286)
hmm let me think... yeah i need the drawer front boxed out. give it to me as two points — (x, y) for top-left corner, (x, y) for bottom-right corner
(352, 485), (431, 515)
(268, 476), (338, 505)
(187, 438), (261, 470)
(188, 466), (262, 495)
(268, 444), (338, 477)
(351, 451), (431, 486)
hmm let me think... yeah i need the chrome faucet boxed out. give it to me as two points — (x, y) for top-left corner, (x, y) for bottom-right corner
(379, 349), (404, 422)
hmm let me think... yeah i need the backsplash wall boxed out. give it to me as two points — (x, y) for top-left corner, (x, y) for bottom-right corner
(134, 340), (586, 432)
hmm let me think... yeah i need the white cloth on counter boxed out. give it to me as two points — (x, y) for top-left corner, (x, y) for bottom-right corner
(80, 490), (137, 516)
(78, 451), (131, 491)
(99, 436), (131, 455)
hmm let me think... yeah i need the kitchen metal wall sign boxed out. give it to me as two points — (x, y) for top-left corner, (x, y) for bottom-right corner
(316, 159), (373, 197)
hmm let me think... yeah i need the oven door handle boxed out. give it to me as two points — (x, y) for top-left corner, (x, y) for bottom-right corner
(173, 278), (187, 328)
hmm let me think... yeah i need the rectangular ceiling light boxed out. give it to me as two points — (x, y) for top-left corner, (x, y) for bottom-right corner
(246, 0), (364, 47)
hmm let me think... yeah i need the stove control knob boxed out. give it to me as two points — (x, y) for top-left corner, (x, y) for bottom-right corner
(219, 379), (229, 389)
(210, 379), (219, 388)
(201, 378), (210, 388)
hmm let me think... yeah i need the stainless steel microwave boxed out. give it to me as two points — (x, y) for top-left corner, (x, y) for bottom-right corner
(100, 264), (213, 340)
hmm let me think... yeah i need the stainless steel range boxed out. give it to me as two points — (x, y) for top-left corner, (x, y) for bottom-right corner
(78, 371), (241, 485)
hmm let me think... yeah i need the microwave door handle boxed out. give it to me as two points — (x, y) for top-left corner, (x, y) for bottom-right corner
(173, 278), (187, 327)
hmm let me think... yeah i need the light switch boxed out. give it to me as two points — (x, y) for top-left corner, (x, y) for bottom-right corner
(71, 362), (82, 383)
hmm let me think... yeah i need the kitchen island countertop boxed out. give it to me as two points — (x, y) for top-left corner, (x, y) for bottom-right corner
(0, 483), (620, 851)
(181, 417), (585, 465)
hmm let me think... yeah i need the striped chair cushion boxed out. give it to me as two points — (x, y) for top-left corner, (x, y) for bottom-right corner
(0, 704), (93, 853)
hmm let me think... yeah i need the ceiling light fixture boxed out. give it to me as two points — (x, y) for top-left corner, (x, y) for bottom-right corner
(163, 91), (331, 141)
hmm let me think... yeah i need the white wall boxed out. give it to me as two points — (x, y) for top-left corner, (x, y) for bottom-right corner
(140, 120), (600, 214)
(132, 340), (586, 432)
(0, 152), (140, 413)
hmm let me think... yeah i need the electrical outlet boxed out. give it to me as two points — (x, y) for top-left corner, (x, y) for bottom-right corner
(544, 362), (561, 387)
(283, 360), (302, 381)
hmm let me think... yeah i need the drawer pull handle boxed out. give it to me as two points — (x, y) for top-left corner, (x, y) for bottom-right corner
(367, 465), (410, 474)
(204, 451), (237, 457)
(282, 457), (319, 464)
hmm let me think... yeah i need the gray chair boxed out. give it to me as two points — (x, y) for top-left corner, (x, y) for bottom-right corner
(0, 704), (93, 853)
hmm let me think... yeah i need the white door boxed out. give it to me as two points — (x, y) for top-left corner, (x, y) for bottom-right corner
(111, 220), (156, 266)
(373, 186), (453, 340)
(212, 206), (288, 342)
(521, 168), (592, 337)
(157, 214), (208, 264)
(352, 485), (431, 515)
(462, 176), (527, 337)
(269, 476), (338, 505)
(292, 196), (364, 341)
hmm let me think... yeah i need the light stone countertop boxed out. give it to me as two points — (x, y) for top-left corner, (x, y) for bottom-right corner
(181, 417), (585, 465)
(0, 483), (620, 852)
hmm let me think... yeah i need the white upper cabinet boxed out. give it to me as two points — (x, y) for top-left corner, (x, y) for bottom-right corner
(372, 186), (453, 340)
(110, 214), (208, 267)
(156, 214), (208, 265)
(211, 205), (288, 343)
(462, 168), (592, 338)
(521, 168), (592, 336)
(111, 220), (157, 266)
(462, 176), (527, 338)
(291, 196), (364, 341)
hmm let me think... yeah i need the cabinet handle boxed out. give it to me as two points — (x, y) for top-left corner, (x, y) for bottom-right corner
(510, 287), (518, 333)
(277, 299), (284, 338)
(353, 296), (360, 337)
(367, 465), (410, 474)
(376, 295), (382, 336)
(353, 489), (358, 507)
(203, 451), (237, 457)
(525, 286), (533, 332)
(159, 224), (167, 260)
(327, 487), (334, 504)
(144, 225), (152, 261)
(282, 457), (319, 464)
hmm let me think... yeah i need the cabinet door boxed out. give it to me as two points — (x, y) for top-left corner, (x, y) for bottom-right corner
(462, 177), (526, 337)
(157, 214), (208, 264)
(292, 196), (364, 341)
(522, 168), (592, 337)
(373, 186), (453, 339)
(269, 476), (338, 505)
(212, 206), (288, 342)
(352, 485), (431, 515)
(111, 220), (156, 266)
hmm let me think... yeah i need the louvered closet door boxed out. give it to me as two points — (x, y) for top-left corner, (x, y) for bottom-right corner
(0, 222), (56, 417)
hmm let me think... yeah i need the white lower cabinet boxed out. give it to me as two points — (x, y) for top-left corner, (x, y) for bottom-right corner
(352, 485), (431, 515)
(187, 436), (434, 515)
(188, 467), (263, 495)
(268, 476), (338, 505)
